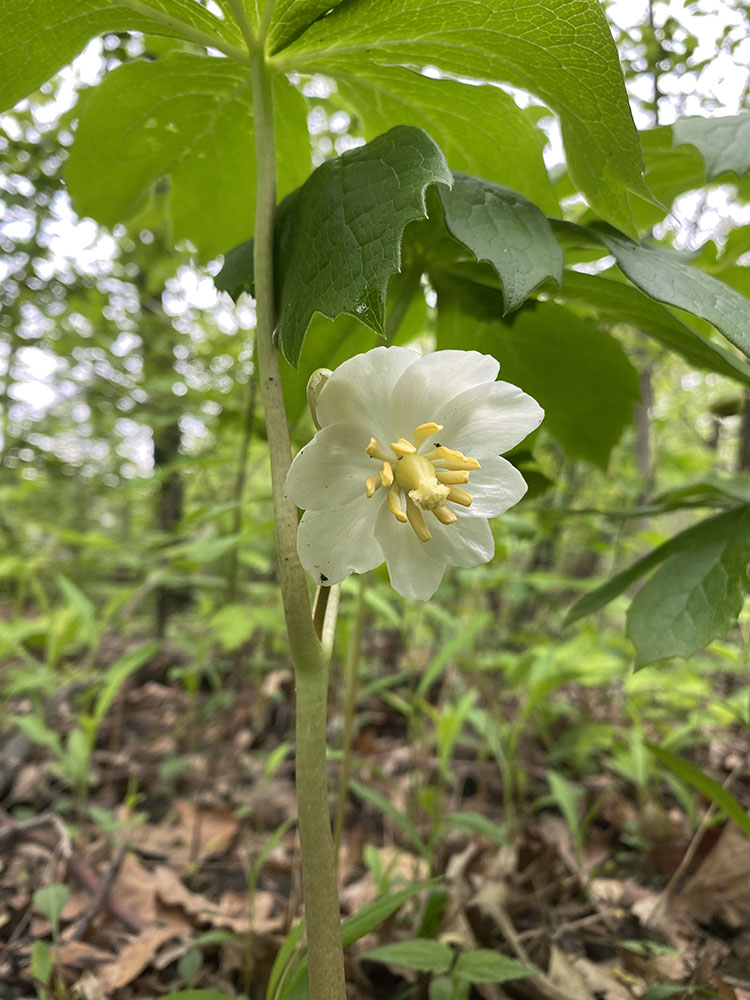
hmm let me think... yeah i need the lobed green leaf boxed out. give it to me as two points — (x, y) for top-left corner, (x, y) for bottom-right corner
(277, 0), (652, 234)
(0, 0), (244, 112)
(66, 54), (309, 260)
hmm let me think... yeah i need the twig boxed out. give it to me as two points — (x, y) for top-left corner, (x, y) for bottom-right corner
(0, 811), (145, 934)
(72, 838), (130, 940)
(0, 811), (71, 857)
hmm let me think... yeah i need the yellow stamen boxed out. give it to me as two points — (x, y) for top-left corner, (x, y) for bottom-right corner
(427, 445), (481, 471)
(366, 437), (390, 461)
(412, 422), (443, 449)
(436, 469), (470, 485)
(406, 497), (432, 541)
(447, 486), (472, 507)
(432, 505), (458, 525)
(391, 437), (417, 456)
(380, 461), (394, 487)
(365, 475), (381, 498)
(387, 485), (408, 522)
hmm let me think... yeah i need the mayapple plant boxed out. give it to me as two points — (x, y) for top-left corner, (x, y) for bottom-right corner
(5, 1), (750, 998)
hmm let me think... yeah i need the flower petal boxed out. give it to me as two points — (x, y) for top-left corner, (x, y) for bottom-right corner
(389, 350), (500, 437)
(461, 456), (528, 518)
(297, 495), (384, 585)
(316, 346), (419, 437)
(440, 381), (544, 457)
(374, 501), (447, 600)
(285, 422), (373, 510)
(422, 512), (495, 568)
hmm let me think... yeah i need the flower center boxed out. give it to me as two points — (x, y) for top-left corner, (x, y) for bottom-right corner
(364, 422), (480, 542)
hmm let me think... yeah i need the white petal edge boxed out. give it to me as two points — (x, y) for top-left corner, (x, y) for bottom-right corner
(419, 512), (495, 568)
(374, 500), (446, 600)
(315, 346), (419, 437)
(389, 350), (500, 439)
(460, 455), (528, 518)
(440, 381), (544, 457)
(285, 422), (374, 510)
(297, 494), (384, 586)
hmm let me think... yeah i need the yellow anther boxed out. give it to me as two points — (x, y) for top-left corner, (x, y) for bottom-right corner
(432, 504), (458, 525)
(447, 486), (472, 507)
(406, 497), (432, 542)
(366, 437), (390, 461)
(391, 437), (417, 456)
(387, 485), (408, 522)
(436, 469), (470, 485)
(365, 475), (381, 498)
(380, 462), (394, 487)
(412, 422), (443, 449)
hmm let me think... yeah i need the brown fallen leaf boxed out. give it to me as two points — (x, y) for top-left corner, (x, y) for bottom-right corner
(109, 852), (160, 925)
(173, 799), (240, 860)
(681, 824), (750, 929)
(153, 863), (284, 935)
(97, 922), (185, 991)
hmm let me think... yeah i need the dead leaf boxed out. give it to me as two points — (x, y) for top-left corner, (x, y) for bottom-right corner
(173, 799), (239, 860)
(681, 824), (750, 928)
(98, 924), (182, 990)
(110, 853), (159, 924)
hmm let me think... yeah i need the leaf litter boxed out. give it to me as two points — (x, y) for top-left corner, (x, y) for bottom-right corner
(2, 642), (750, 999)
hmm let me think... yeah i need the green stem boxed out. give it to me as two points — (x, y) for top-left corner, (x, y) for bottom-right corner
(227, 0), (257, 51)
(250, 45), (346, 1000)
(333, 575), (366, 857)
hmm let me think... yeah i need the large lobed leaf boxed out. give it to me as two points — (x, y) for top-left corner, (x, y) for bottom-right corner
(438, 173), (563, 312)
(65, 54), (309, 260)
(276, 0), (652, 234)
(0, 0), (244, 112)
(332, 66), (558, 214)
(270, 125), (451, 365)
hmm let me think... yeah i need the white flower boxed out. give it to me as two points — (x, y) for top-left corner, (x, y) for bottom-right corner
(284, 347), (543, 600)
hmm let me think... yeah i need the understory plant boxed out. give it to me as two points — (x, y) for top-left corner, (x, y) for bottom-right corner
(5, 2), (750, 998)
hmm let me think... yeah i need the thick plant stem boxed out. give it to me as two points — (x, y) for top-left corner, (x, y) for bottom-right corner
(250, 46), (346, 1000)
(333, 575), (366, 857)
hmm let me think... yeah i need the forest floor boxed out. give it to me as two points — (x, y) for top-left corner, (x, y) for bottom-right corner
(2, 631), (750, 1000)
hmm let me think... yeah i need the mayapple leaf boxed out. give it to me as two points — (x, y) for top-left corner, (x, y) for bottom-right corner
(597, 230), (750, 361)
(272, 125), (452, 365)
(66, 54), (309, 260)
(627, 504), (750, 667)
(278, 0), (652, 235)
(565, 505), (750, 646)
(557, 222), (750, 362)
(0, 0), (244, 112)
(672, 113), (750, 181)
(333, 67), (558, 214)
(438, 173), (563, 313)
(557, 271), (750, 387)
(268, 0), (350, 53)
